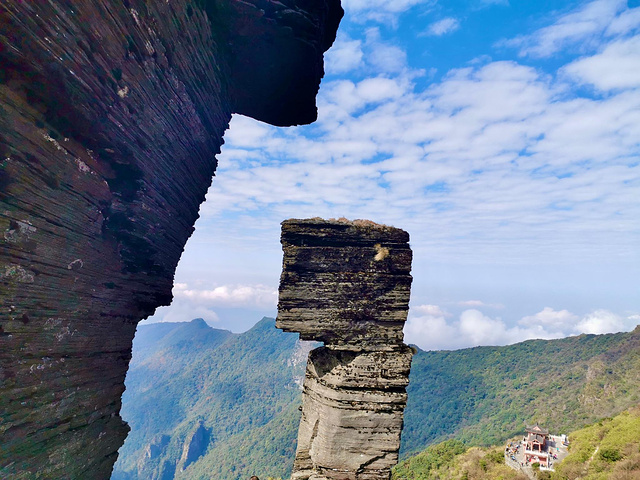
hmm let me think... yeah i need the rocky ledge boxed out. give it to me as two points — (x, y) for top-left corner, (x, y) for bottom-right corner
(0, 1), (342, 478)
(277, 218), (414, 480)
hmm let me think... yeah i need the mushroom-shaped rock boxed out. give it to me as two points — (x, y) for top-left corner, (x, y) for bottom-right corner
(276, 218), (414, 480)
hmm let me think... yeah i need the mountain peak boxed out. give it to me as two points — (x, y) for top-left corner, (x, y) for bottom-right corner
(189, 318), (212, 329)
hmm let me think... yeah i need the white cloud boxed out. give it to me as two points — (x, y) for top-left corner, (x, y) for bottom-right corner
(318, 76), (411, 118)
(142, 282), (279, 329)
(405, 306), (636, 350)
(404, 308), (564, 350)
(458, 309), (510, 345)
(342, 0), (435, 24)
(574, 309), (625, 334)
(563, 36), (640, 91)
(412, 304), (452, 317)
(502, 0), (629, 58)
(520, 309), (639, 337)
(343, 0), (430, 13)
(368, 43), (408, 73)
(606, 6), (640, 36)
(363, 29), (409, 73)
(404, 311), (459, 349)
(519, 307), (579, 328)
(424, 18), (460, 36)
(325, 34), (364, 74)
(172, 283), (277, 309)
(459, 300), (485, 307)
(459, 300), (504, 309)
(357, 77), (406, 104)
(184, 7), (639, 337)
(204, 45), (640, 271)
(222, 114), (273, 149)
(144, 303), (220, 325)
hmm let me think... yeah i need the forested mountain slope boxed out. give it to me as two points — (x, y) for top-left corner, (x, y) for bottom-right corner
(112, 318), (311, 480)
(112, 320), (640, 480)
(402, 325), (640, 455)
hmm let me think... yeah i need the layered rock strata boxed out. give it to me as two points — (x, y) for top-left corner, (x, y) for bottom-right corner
(276, 218), (414, 480)
(0, 1), (342, 478)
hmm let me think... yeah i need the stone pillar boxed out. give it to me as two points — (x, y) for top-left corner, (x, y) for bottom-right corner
(276, 218), (414, 480)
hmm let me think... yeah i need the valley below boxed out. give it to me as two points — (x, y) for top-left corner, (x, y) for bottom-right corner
(112, 318), (640, 480)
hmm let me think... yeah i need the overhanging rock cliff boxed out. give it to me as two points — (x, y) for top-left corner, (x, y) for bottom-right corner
(0, 1), (342, 478)
(277, 218), (414, 480)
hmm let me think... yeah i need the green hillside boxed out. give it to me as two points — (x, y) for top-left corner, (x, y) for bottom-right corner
(402, 326), (640, 455)
(112, 321), (640, 480)
(392, 404), (640, 480)
(552, 404), (640, 480)
(112, 317), (311, 480)
(392, 440), (520, 480)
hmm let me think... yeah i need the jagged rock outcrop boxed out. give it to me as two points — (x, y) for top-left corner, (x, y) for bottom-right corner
(0, 1), (342, 478)
(276, 218), (414, 480)
(179, 421), (210, 471)
(144, 435), (170, 461)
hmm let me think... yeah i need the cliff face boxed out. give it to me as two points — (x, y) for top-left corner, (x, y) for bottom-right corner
(0, 1), (342, 478)
(277, 219), (414, 480)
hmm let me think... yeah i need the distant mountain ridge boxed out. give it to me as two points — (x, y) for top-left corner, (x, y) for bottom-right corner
(112, 319), (640, 480)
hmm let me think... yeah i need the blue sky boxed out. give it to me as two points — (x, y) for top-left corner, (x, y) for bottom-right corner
(146, 0), (640, 351)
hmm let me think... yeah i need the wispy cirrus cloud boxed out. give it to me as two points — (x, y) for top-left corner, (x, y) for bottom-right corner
(500, 0), (638, 58)
(458, 300), (504, 309)
(423, 17), (460, 36)
(341, 0), (436, 24)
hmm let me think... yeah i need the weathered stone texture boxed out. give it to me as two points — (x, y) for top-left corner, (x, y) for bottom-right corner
(276, 218), (414, 480)
(0, 1), (342, 478)
(278, 219), (412, 350)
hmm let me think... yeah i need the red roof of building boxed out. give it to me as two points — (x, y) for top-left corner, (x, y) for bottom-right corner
(526, 424), (549, 435)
